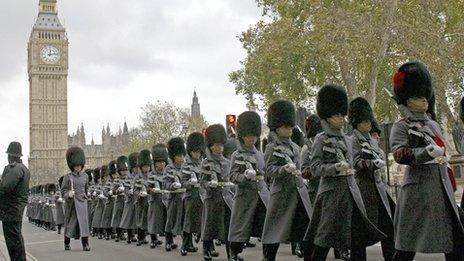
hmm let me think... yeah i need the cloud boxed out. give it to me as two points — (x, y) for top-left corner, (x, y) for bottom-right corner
(0, 0), (262, 168)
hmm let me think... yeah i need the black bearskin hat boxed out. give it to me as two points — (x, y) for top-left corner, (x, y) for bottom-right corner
(100, 165), (108, 178)
(392, 61), (433, 106)
(66, 146), (85, 171)
(267, 100), (296, 131)
(291, 126), (305, 147)
(237, 111), (262, 139)
(167, 137), (186, 160)
(348, 97), (375, 128)
(316, 85), (348, 120)
(116, 155), (129, 172)
(93, 167), (101, 183)
(152, 144), (168, 164)
(223, 138), (238, 159)
(186, 132), (205, 155)
(138, 149), (153, 167)
(205, 124), (227, 147)
(305, 114), (322, 138)
(84, 169), (93, 183)
(58, 176), (64, 188)
(128, 152), (139, 172)
(370, 120), (382, 135)
(108, 160), (117, 177)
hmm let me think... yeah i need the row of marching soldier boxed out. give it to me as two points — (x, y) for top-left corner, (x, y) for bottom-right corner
(26, 61), (464, 261)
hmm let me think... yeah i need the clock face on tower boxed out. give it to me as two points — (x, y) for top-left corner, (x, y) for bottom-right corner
(40, 45), (60, 64)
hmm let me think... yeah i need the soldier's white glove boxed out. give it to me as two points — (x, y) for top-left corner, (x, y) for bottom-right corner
(373, 159), (386, 169)
(153, 187), (161, 192)
(244, 169), (257, 180)
(140, 191), (148, 197)
(45, 202), (50, 207)
(426, 144), (444, 158)
(92, 191), (97, 197)
(108, 190), (113, 196)
(283, 163), (297, 173)
(173, 182), (182, 189)
(335, 161), (350, 172)
(189, 177), (198, 185)
(209, 180), (218, 188)
(98, 194), (105, 199)
(128, 189), (134, 194)
(68, 191), (74, 198)
(118, 186), (125, 193)
(57, 198), (64, 203)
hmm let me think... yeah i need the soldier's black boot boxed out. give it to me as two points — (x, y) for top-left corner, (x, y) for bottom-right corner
(127, 229), (133, 244)
(180, 232), (188, 256)
(210, 243), (219, 257)
(98, 228), (104, 239)
(229, 242), (244, 261)
(136, 229), (145, 246)
(150, 234), (158, 249)
(203, 241), (213, 261)
(194, 233), (201, 243)
(186, 233), (198, 253)
(225, 241), (231, 260)
(115, 228), (121, 242)
(105, 228), (112, 240)
(262, 243), (279, 261)
(82, 237), (91, 251)
(295, 242), (304, 258)
(64, 236), (71, 251)
(165, 233), (177, 251)
(57, 225), (62, 234)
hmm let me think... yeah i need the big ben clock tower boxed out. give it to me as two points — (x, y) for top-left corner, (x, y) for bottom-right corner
(28, 0), (68, 183)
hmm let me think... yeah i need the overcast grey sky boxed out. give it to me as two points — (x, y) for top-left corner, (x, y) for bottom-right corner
(0, 0), (262, 167)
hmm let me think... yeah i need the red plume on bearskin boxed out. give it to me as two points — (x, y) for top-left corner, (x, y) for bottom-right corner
(393, 70), (406, 91)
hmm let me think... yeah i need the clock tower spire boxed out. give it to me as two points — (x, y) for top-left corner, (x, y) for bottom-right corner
(28, 0), (69, 184)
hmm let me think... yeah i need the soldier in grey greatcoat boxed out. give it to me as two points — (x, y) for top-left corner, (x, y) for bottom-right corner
(180, 132), (205, 255)
(349, 97), (395, 260)
(200, 124), (231, 261)
(147, 144), (168, 248)
(112, 156), (130, 242)
(261, 100), (312, 261)
(303, 85), (385, 261)
(228, 111), (268, 261)
(93, 166), (108, 239)
(101, 160), (116, 240)
(165, 137), (187, 253)
(120, 153), (139, 244)
(390, 62), (464, 260)
(134, 149), (151, 246)
(61, 146), (90, 251)
(301, 114), (323, 204)
(55, 176), (65, 234)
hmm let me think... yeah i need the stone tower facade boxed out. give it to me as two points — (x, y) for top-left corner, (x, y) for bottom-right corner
(191, 91), (201, 118)
(28, 0), (69, 184)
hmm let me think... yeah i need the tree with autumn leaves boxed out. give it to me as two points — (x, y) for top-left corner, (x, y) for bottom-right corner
(230, 0), (464, 125)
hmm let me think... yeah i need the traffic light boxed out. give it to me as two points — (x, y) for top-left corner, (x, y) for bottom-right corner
(225, 114), (237, 137)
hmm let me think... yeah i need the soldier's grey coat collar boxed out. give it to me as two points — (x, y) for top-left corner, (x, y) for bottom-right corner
(237, 142), (256, 153)
(321, 120), (344, 137)
(353, 129), (371, 141)
(398, 104), (428, 122)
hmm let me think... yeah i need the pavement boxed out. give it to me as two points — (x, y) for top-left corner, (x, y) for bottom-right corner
(0, 220), (447, 261)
